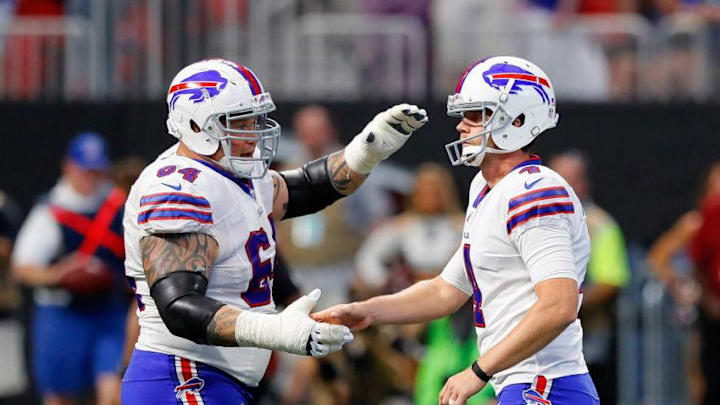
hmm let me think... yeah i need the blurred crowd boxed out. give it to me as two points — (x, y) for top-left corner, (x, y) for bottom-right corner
(0, 1), (717, 405)
(432, 0), (720, 100)
(0, 104), (717, 405)
(1, 0), (720, 101)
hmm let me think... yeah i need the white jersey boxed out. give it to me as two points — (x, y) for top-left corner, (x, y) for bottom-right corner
(440, 157), (591, 393)
(124, 144), (277, 386)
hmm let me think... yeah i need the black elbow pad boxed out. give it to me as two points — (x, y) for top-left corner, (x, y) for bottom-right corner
(279, 156), (344, 219)
(149, 271), (225, 345)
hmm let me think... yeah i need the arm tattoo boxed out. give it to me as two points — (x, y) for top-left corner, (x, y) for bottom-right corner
(140, 233), (219, 287)
(206, 305), (242, 346)
(272, 172), (283, 202)
(329, 159), (351, 191)
(271, 170), (290, 217)
(327, 150), (366, 195)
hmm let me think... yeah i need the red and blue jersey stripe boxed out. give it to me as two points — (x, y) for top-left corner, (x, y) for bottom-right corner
(506, 202), (574, 234)
(138, 208), (213, 225)
(140, 192), (210, 208)
(507, 181), (574, 234)
(508, 186), (569, 211)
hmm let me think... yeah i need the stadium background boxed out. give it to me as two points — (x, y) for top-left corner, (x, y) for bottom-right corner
(1, 0), (719, 404)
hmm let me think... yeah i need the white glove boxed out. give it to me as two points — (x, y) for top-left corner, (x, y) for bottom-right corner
(234, 289), (353, 357)
(344, 103), (428, 174)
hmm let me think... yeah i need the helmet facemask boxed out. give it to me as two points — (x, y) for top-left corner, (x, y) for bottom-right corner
(445, 98), (516, 167)
(203, 93), (281, 179)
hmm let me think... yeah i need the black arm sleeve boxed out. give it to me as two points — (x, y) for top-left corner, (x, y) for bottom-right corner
(149, 271), (225, 345)
(279, 156), (344, 219)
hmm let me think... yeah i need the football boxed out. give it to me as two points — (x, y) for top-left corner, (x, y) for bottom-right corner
(57, 253), (115, 295)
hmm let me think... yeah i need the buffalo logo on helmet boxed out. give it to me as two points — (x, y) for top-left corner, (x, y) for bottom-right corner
(482, 63), (551, 105)
(521, 388), (552, 405)
(174, 376), (205, 399)
(168, 70), (228, 109)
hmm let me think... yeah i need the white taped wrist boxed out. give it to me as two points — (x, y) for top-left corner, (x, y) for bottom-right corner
(234, 310), (312, 355)
(344, 104), (426, 175)
(344, 134), (379, 175)
(234, 310), (278, 350)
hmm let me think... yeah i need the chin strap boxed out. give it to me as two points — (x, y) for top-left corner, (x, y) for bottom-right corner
(460, 135), (517, 167)
(499, 79), (516, 104)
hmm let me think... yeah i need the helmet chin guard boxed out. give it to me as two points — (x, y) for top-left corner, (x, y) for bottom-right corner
(166, 59), (281, 178)
(445, 56), (559, 167)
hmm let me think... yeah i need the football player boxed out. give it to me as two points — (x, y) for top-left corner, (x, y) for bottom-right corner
(121, 59), (427, 404)
(313, 56), (599, 405)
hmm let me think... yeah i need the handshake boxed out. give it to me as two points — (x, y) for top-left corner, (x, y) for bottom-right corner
(234, 288), (358, 358)
(234, 287), (374, 358)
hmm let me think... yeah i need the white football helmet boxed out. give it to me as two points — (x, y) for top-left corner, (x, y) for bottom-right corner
(166, 59), (281, 178)
(445, 56), (559, 167)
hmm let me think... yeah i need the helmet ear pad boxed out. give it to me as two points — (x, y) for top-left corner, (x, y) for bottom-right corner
(490, 103), (556, 151)
(167, 106), (220, 156)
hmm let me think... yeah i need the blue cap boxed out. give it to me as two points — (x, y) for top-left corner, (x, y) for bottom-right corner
(66, 132), (110, 170)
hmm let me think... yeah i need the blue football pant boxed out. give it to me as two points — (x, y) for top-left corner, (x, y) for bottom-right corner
(497, 373), (599, 405)
(122, 349), (256, 405)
